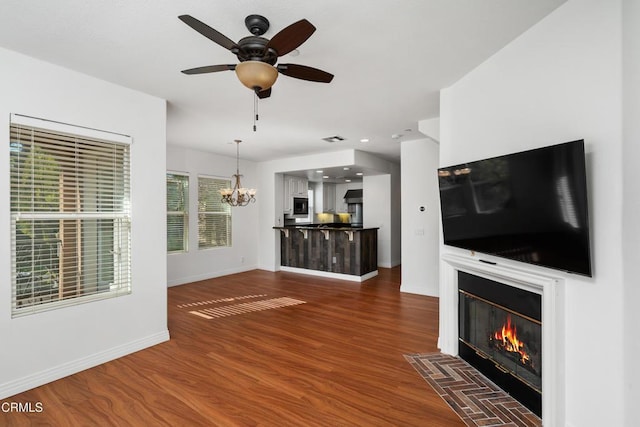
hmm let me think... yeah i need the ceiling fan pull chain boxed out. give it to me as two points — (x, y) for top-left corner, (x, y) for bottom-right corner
(253, 91), (258, 132)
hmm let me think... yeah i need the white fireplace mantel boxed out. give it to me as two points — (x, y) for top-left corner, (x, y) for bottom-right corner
(439, 253), (565, 427)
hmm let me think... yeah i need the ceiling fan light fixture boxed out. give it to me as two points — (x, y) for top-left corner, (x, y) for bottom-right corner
(235, 61), (279, 91)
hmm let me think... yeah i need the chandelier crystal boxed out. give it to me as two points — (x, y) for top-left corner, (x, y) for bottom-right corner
(219, 140), (256, 207)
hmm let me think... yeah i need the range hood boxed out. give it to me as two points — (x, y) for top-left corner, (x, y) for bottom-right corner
(344, 189), (363, 204)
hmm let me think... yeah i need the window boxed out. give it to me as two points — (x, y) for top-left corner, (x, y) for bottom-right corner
(10, 115), (131, 316)
(198, 176), (231, 249)
(166, 172), (189, 253)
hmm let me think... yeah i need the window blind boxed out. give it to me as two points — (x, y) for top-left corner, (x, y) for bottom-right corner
(198, 176), (231, 249)
(10, 119), (132, 316)
(167, 172), (189, 253)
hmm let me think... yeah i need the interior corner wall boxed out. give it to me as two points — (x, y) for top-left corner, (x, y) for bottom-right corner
(363, 174), (394, 268)
(439, 1), (624, 426)
(0, 47), (168, 398)
(622, 0), (640, 424)
(389, 162), (402, 268)
(166, 145), (259, 286)
(400, 138), (439, 296)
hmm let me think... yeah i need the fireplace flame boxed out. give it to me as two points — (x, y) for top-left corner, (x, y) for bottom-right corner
(492, 315), (530, 365)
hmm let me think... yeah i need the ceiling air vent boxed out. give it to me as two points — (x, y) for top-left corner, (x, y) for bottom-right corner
(322, 135), (346, 143)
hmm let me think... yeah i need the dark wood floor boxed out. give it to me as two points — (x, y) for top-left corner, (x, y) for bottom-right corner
(1, 267), (464, 426)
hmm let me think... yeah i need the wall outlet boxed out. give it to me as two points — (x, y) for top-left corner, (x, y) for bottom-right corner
(332, 256), (337, 264)
(240, 256), (245, 264)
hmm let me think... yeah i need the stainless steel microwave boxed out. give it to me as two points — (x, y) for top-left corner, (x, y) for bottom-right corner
(292, 197), (309, 215)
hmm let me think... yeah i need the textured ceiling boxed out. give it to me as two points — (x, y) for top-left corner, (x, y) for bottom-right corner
(0, 0), (565, 163)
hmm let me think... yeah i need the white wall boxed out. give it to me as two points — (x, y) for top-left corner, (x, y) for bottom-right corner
(440, 1), (624, 426)
(401, 138), (440, 296)
(0, 47), (168, 398)
(166, 146), (259, 286)
(389, 161), (402, 267)
(358, 150), (401, 268)
(418, 118), (440, 142)
(363, 174), (393, 268)
(622, 0), (640, 424)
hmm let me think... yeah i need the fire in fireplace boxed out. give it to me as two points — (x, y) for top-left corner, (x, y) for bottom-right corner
(458, 271), (542, 416)
(490, 315), (537, 373)
(492, 315), (528, 361)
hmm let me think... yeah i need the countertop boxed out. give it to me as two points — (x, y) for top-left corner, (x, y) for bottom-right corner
(273, 225), (378, 231)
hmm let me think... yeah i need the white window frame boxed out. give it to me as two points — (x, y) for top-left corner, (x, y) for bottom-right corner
(197, 175), (232, 249)
(166, 171), (189, 253)
(9, 114), (132, 317)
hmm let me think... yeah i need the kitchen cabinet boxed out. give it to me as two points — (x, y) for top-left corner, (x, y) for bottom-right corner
(334, 183), (348, 213)
(314, 182), (336, 213)
(283, 175), (308, 214)
(323, 183), (336, 213)
(284, 175), (308, 198)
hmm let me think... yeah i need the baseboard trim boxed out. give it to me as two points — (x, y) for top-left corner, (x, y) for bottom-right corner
(280, 266), (378, 282)
(0, 330), (170, 400)
(167, 265), (257, 287)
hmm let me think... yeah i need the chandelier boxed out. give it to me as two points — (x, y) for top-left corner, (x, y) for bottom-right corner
(219, 140), (256, 207)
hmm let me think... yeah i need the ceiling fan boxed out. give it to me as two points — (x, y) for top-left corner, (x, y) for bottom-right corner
(179, 14), (334, 99)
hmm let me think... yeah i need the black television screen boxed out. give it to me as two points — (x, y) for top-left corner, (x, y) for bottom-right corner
(438, 140), (592, 277)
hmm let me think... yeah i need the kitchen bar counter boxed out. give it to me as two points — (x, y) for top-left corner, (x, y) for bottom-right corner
(278, 225), (363, 231)
(274, 226), (378, 281)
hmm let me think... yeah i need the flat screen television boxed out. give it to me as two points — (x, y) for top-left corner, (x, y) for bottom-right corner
(438, 140), (592, 277)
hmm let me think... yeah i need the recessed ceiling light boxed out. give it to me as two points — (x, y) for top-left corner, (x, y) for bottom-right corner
(343, 167), (350, 170)
(345, 179), (352, 183)
(391, 133), (403, 139)
(316, 170), (323, 173)
(323, 175), (329, 179)
(360, 138), (369, 143)
(356, 172), (364, 176)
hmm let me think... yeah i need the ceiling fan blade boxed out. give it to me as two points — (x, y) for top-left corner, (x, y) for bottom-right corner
(181, 64), (236, 75)
(256, 88), (272, 99)
(266, 19), (316, 56)
(179, 15), (238, 52)
(277, 64), (334, 83)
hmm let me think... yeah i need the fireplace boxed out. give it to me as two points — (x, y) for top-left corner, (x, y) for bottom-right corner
(458, 271), (542, 416)
(440, 253), (565, 426)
